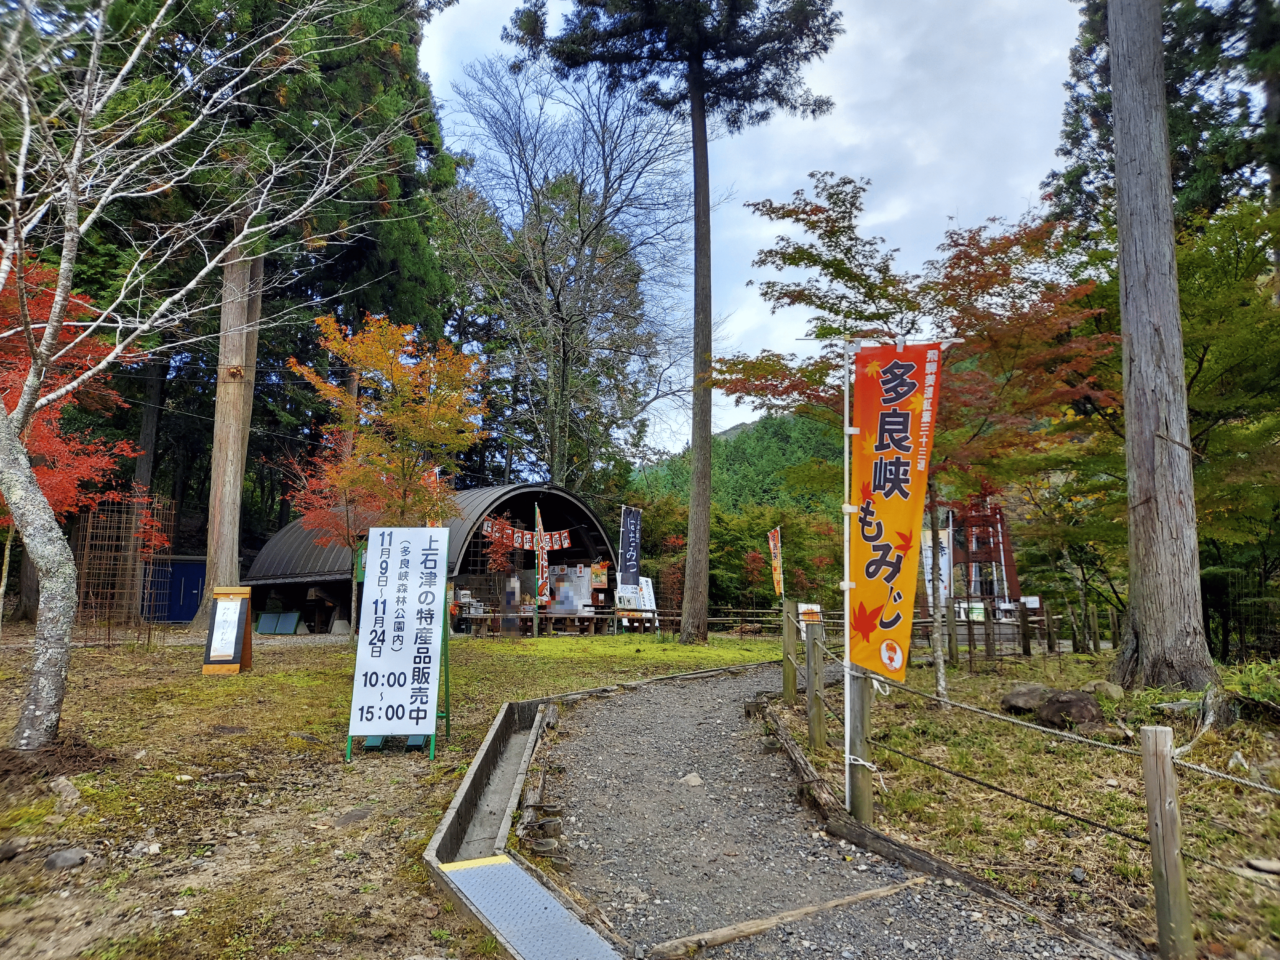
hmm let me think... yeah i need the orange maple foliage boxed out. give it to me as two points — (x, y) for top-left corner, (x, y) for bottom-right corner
(287, 315), (486, 547)
(0, 261), (139, 523)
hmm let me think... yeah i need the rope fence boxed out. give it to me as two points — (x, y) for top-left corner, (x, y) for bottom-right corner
(790, 608), (1280, 797)
(771, 617), (1279, 959)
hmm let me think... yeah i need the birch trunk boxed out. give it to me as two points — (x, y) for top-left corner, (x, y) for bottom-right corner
(1108, 0), (1217, 690)
(0, 407), (77, 749)
(680, 67), (712, 645)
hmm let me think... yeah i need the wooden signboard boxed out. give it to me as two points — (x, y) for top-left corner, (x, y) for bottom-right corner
(203, 587), (252, 675)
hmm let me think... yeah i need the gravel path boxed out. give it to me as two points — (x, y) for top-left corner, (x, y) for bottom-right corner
(543, 665), (1115, 960)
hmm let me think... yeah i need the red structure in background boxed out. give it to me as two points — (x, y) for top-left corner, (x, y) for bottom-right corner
(953, 483), (1021, 604)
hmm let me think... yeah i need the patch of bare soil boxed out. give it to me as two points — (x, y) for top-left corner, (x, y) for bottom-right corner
(0, 738), (116, 787)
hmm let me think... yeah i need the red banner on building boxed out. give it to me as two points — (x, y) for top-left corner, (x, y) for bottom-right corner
(848, 342), (943, 681)
(483, 516), (571, 555)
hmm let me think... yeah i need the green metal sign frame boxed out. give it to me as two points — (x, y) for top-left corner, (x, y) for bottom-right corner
(345, 618), (451, 762)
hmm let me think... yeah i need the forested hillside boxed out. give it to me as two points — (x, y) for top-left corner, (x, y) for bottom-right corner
(636, 414), (841, 515)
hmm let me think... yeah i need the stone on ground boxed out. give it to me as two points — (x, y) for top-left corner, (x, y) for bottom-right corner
(1035, 691), (1102, 730)
(1081, 679), (1124, 701)
(1000, 684), (1053, 714)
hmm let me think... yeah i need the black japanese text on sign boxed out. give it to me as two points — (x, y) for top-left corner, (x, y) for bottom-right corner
(348, 527), (450, 736)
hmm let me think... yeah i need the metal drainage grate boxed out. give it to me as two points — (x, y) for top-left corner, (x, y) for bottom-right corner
(441, 855), (619, 960)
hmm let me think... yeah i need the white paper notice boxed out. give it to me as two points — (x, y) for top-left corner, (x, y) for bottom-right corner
(348, 527), (449, 738)
(209, 599), (241, 660)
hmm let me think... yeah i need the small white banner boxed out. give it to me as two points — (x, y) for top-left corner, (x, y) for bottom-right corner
(348, 527), (449, 737)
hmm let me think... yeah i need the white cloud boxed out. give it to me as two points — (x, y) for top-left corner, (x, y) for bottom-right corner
(421, 0), (1080, 445)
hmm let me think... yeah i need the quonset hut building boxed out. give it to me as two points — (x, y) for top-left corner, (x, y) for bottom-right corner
(242, 483), (619, 634)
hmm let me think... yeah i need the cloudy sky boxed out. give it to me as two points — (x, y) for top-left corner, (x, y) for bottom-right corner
(420, 0), (1082, 447)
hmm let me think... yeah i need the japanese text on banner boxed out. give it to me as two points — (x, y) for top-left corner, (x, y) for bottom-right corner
(767, 526), (784, 596)
(848, 344), (943, 681)
(348, 527), (450, 736)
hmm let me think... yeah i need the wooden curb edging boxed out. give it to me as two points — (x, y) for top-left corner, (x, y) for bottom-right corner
(424, 660), (784, 958)
(645, 878), (927, 959)
(761, 702), (1145, 960)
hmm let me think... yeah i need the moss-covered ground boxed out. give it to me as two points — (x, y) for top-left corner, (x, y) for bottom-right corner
(0, 632), (778, 960)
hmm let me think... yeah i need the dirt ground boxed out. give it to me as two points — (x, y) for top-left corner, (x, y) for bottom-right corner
(0, 632), (780, 960)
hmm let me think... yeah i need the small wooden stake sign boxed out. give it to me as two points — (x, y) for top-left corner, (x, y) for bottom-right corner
(202, 587), (252, 675)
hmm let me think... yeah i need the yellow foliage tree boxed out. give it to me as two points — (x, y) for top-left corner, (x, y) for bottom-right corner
(287, 315), (486, 638)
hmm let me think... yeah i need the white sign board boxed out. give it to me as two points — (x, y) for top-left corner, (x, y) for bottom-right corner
(1022, 595), (1041, 610)
(208, 599), (242, 660)
(637, 576), (657, 619)
(348, 527), (449, 737)
(918, 528), (953, 610)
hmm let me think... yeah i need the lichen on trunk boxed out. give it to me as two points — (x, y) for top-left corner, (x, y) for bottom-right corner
(0, 406), (77, 750)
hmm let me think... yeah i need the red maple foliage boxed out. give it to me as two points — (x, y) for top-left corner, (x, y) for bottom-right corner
(0, 261), (139, 524)
(851, 601), (884, 644)
(281, 434), (388, 553)
(483, 512), (516, 572)
(715, 219), (1118, 485)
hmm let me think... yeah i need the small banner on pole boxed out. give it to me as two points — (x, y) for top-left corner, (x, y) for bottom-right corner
(619, 505), (642, 588)
(767, 526), (784, 596)
(535, 504), (549, 603)
(849, 342), (943, 681)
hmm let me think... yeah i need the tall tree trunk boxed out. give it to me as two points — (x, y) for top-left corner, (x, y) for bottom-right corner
(1108, 0), (1217, 691)
(1266, 70), (1280, 283)
(680, 67), (712, 645)
(0, 529), (15, 639)
(133, 356), (167, 490)
(0, 408), (77, 749)
(14, 540), (39, 623)
(928, 480), (948, 702)
(171, 450), (188, 548)
(195, 252), (262, 623)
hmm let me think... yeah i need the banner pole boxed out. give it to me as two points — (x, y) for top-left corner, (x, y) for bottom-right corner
(843, 339), (853, 814)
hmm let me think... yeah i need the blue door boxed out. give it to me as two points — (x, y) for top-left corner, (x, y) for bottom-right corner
(167, 560), (206, 623)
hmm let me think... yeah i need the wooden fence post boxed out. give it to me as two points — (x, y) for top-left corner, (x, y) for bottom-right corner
(1109, 606), (1120, 649)
(965, 605), (975, 671)
(946, 597), (959, 665)
(983, 600), (996, 659)
(1141, 726), (1195, 960)
(782, 598), (798, 706)
(1043, 601), (1058, 654)
(847, 668), (873, 823)
(805, 622), (826, 752)
(1018, 602), (1032, 656)
(1089, 605), (1102, 654)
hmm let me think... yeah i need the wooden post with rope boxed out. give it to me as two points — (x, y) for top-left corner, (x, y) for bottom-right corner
(1140, 726), (1194, 960)
(782, 598), (798, 706)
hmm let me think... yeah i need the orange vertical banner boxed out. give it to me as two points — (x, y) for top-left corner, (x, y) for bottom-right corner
(767, 526), (783, 596)
(848, 342), (943, 681)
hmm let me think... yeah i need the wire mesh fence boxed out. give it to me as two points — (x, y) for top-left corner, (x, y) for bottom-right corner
(74, 494), (175, 646)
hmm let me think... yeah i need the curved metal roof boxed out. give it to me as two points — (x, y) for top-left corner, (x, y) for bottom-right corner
(443, 483), (616, 576)
(243, 483), (617, 586)
(243, 517), (352, 585)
